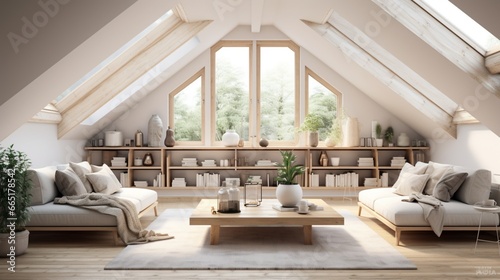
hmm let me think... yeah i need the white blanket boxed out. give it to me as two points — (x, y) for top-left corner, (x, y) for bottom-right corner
(54, 193), (173, 244)
(402, 193), (445, 237)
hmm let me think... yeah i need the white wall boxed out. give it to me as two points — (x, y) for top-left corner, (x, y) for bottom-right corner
(0, 123), (86, 168)
(430, 123), (500, 183)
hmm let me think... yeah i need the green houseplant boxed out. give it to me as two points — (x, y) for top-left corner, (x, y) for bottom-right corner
(375, 123), (383, 147)
(299, 114), (324, 147)
(0, 144), (32, 257)
(275, 151), (305, 207)
(384, 126), (394, 146)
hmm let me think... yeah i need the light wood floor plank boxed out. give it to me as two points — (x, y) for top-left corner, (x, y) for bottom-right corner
(1, 198), (499, 279)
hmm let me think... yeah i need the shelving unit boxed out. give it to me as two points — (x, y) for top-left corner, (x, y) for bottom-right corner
(85, 146), (429, 192)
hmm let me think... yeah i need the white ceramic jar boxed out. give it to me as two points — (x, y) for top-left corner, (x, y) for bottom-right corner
(397, 133), (410, 147)
(222, 130), (240, 147)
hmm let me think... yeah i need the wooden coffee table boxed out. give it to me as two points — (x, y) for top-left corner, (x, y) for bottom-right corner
(189, 199), (344, 245)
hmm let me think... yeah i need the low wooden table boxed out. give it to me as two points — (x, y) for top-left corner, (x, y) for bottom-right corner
(189, 199), (344, 245)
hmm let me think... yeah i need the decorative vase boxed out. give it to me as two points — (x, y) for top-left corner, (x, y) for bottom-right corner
(0, 230), (29, 256)
(325, 137), (336, 147)
(397, 133), (410, 147)
(375, 138), (383, 147)
(308, 131), (319, 147)
(143, 153), (154, 166)
(164, 126), (175, 147)
(148, 114), (163, 147)
(135, 130), (143, 147)
(222, 130), (240, 147)
(319, 151), (328, 166)
(276, 184), (303, 207)
(342, 117), (360, 147)
(259, 138), (269, 147)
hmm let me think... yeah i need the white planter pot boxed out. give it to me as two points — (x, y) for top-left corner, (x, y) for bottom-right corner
(276, 184), (303, 207)
(0, 229), (29, 257)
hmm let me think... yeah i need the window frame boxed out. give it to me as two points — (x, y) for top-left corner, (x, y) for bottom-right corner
(168, 68), (205, 146)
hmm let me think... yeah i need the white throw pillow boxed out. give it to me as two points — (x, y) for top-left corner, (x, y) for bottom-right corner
(86, 168), (122, 195)
(69, 161), (93, 193)
(392, 162), (428, 189)
(393, 173), (430, 196)
(423, 162), (452, 195)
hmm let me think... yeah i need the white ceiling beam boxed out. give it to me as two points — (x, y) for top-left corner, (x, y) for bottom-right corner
(485, 50), (500, 74)
(305, 19), (456, 138)
(29, 104), (62, 124)
(373, 0), (500, 97)
(251, 0), (264, 33)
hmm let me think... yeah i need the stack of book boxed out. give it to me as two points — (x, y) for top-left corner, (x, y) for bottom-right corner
(171, 178), (186, 187)
(153, 172), (163, 187)
(325, 172), (359, 187)
(201, 159), (216, 167)
(182, 158), (198, 167)
(358, 157), (374, 167)
(364, 178), (378, 187)
(111, 157), (127, 167)
(134, 181), (148, 187)
(310, 173), (320, 187)
(196, 172), (220, 187)
(119, 172), (129, 187)
(390, 156), (406, 167)
(255, 159), (274, 166)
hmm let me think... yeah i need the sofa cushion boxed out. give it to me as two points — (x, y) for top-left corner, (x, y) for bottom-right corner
(113, 188), (157, 212)
(27, 202), (118, 227)
(358, 187), (399, 209)
(55, 167), (88, 196)
(393, 173), (430, 196)
(432, 171), (467, 202)
(452, 168), (491, 205)
(392, 162), (428, 189)
(372, 196), (499, 227)
(423, 162), (453, 195)
(69, 161), (93, 193)
(86, 167), (122, 195)
(28, 166), (58, 206)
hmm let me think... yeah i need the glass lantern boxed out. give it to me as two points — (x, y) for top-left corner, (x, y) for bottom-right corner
(244, 183), (262, 206)
(217, 181), (240, 213)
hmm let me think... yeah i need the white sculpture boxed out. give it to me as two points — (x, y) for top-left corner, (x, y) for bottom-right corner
(148, 114), (164, 147)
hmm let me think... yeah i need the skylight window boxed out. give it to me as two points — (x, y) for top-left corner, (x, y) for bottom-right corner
(53, 10), (174, 104)
(81, 36), (199, 126)
(418, 0), (500, 55)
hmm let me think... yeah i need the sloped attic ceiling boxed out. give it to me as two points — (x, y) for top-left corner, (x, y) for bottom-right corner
(3, 0), (500, 141)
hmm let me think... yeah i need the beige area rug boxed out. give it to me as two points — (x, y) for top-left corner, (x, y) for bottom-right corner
(105, 209), (416, 270)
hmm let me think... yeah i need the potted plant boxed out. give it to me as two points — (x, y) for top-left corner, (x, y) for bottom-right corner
(0, 145), (32, 257)
(275, 151), (305, 207)
(384, 126), (394, 146)
(299, 114), (324, 147)
(375, 123), (383, 147)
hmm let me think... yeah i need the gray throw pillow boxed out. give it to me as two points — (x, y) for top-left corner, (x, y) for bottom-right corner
(55, 168), (88, 196)
(432, 172), (468, 202)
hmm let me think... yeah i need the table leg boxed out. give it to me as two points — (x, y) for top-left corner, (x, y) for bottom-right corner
(303, 225), (312, 245)
(210, 225), (220, 245)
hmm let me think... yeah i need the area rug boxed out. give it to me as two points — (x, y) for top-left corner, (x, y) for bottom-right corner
(105, 208), (416, 270)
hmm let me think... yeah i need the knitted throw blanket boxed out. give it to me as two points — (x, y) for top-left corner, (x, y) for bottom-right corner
(54, 193), (173, 244)
(402, 193), (445, 237)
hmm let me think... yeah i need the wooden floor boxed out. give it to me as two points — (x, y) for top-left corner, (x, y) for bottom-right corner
(1, 197), (499, 279)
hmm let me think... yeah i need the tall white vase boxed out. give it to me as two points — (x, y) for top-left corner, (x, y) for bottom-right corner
(148, 114), (164, 147)
(342, 117), (359, 147)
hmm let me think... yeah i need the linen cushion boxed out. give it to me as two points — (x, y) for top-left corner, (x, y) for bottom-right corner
(55, 167), (88, 196)
(69, 161), (93, 192)
(423, 162), (452, 195)
(432, 171), (467, 202)
(86, 168), (122, 195)
(28, 166), (58, 205)
(392, 162), (428, 189)
(393, 173), (430, 196)
(452, 168), (491, 205)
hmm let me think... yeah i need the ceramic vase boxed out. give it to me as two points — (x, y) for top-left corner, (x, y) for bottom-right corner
(397, 133), (410, 147)
(143, 153), (154, 166)
(276, 184), (303, 207)
(164, 126), (175, 147)
(148, 114), (163, 147)
(259, 138), (269, 147)
(222, 130), (240, 147)
(308, 131), (319, 147)
(342, 117), (360, 147)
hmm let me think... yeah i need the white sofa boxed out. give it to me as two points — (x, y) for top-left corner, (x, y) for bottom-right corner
(358, 161), (500, 245)
(25, 162), (158, 245)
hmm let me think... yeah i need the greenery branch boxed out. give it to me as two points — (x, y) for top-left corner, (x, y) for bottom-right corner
(275, 151), (305, 185)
